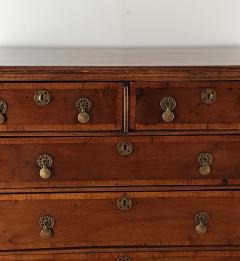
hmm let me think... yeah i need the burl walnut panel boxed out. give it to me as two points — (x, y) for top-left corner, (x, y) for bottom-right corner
(0, 82), (123, 131)
(131, 81), (240, 130)
(1, 191), (240, 250)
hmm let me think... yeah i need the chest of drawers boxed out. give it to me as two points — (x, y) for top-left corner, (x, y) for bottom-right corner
(1, 47), (240, 260)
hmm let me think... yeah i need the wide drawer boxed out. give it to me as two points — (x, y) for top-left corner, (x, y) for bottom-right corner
(1, 250), (240, 260)
(1, 135), (240, 189)
(1, 191), (240, 250)
(130, 81), (240, 131)
(0, 82), (123, 131)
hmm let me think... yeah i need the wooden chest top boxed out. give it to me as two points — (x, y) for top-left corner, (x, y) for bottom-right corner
(1, 47), (240, 260)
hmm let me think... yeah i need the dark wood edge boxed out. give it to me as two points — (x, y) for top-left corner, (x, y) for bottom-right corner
(129, 82), (136, 130)
(0, 129), (240, 137)
(2, 246), (240, 256)
(1, 66), (240, 81)
(1, 185), (240, 194)
(123, 81), (129, 133)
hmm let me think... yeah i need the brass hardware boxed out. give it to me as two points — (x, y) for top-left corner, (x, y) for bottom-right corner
(197, 152), (213, 176)
(117, 196), (133, 211)
(34, 90), (51, 106)
(0, 99), (7, 124)
(37, 153), (53, 179)
(117, 257), (132, 261)
(75, 97), (92, 123)
(39, 215), (55, 239)
(201, 88), (216, 104)
(194, 212), (209, 235)
(117, 141), (133, 156)
(160, 97), (176, 123)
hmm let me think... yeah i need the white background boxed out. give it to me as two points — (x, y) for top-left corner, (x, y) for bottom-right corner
(0, 0), (239, 47)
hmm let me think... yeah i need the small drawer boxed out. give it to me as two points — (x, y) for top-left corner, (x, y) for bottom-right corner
(130, 81), (240, 131)
(1, 135), (240, 189)
(1, 191), (240, 250)
(1, 250), (240, 260)
(0, 82), (123, 131)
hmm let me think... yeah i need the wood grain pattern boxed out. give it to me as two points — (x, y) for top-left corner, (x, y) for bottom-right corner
(1, 135), (240, 189)
(1, 48), (239, 255)
(2, 250), (240, 260)
(1, 67), (240, 82)
(131, 81), (240, 130)
(0, 82), (123, 131)
(1, 191), (240, 250)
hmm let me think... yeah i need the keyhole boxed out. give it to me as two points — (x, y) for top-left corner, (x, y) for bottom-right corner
(39, 94), (44, 101)
(123, 144), (127, 151)
(117, 196), (132, 211)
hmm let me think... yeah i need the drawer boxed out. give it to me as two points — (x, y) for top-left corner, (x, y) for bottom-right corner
(0, 82), (123, 131)
(1, 250), (240, 260)
(130, 81), (240, 131)
(1, 191), (240, 250)
(1, 135), (240, 189)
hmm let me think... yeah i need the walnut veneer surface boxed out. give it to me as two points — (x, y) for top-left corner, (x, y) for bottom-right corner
(1, 47), (240, 260)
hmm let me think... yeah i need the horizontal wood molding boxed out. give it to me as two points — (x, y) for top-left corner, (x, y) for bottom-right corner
(1, 66), (240, 81)
(2, 249), (240, 260)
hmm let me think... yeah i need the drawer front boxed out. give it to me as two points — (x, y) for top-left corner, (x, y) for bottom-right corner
(131, 81), (240, 130)
(1, 251), (240, 260)
(0, 82), (123, 131)
(1, 191), (240, 250)
(1, 135), (240, 189)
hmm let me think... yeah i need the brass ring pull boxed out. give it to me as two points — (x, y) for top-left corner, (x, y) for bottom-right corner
(37, 153), (53, 179)
(197, 152), (213, 176)
(117, 257), (132, 261)
(194, 211), (209, 235)
(39, 215), (55, 239)
(117, 195), (133, 211)
(75, 97), (92, 123)
(0, 99), (7, 124)
(201, 88), (216, 104)
(117, 141), (133, 156)
(34, 90), (51, 106)
(160, 97), (176, 123)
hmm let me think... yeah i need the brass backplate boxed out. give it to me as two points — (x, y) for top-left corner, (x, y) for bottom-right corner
(0, 100), (7, 113)
(117, 141), (133, 156)
(197, 152), (213, 166)
(201, 88), (216, 104)
(75, 97), (92, 112)
(160, 97), (176, 111)
(194, 211), (209, 225)
(117, 196), (133, 211)
(37, 153), (53, 168)
(34, 90), (51, 106)
(39, 215), (55, 229)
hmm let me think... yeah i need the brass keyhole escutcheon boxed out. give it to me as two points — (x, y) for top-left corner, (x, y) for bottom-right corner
(34, 90), (51, 106)
(37, 153), (53, 179)
(39, 215), (55, 239)
(117, 141), (133, 156)
(160, 97), (176, 123)
(75, 97), (92, 124)
(117, 196), (133, 211)
(201, 88), (216, 104)
(194, 212), (209, 235)
(0, 99), (7, 124)
(197, 152), (213, 176)
(117, 257), (132, 261)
